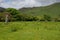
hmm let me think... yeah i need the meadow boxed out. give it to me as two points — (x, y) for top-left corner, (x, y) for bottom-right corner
(0, 22), (60, 40)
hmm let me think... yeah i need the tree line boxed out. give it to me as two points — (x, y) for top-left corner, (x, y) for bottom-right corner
(0, 8), (60, 22)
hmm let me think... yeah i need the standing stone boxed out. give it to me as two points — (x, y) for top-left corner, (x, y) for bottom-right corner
(5, 14), (8, 23)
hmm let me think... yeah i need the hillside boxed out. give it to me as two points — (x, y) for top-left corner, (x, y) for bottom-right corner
(19, 3), (60, 17)
(0, 7), (6, 12)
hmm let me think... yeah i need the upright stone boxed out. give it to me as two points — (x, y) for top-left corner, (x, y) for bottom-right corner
(5, 14), (8, 23)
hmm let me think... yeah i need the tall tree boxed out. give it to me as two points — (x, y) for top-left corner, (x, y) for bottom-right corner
(6, 8), (20, 15)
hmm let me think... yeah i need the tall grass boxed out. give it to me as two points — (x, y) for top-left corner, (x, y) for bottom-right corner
(0, 22), (60, 40)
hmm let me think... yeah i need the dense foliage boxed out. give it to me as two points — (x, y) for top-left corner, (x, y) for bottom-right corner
(0, 3), (60, 22)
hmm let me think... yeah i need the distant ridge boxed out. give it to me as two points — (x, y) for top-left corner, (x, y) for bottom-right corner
(0, 7), (5, 12)
(19, 2), (60, 17)
(0, 2), (60, 17)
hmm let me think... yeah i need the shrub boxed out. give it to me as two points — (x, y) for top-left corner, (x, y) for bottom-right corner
(10, 27), (18, 32)
(10, 27), (23, 32)
(43, 14), (52, 21)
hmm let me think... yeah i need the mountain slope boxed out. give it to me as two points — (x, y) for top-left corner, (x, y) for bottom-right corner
(19, 3), (60, 17)
(0, 7), (6, 12)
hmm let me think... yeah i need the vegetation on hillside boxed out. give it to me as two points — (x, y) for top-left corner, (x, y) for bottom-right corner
(0, 3), (60, 22)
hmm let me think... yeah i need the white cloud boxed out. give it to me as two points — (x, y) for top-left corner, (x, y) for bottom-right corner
(0, 0), (3, 2)
(0, 0), (60, 9)
(35, 0), (56, 6)
(24, 0), (41, 7)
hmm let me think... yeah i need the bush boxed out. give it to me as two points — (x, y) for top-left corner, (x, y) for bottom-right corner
(54, 18), (60, 22)
(43, 14), (52, 21)
(10, 27), (23, 32)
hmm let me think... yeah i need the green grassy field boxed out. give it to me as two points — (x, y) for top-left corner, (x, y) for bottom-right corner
(0, 22), (60, 40)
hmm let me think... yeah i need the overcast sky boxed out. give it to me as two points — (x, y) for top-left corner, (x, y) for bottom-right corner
(0, 0), (60, 9)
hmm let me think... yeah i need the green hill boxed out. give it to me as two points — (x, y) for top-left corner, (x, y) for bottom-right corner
(0, 7), (6, 12)
(19, 3), (60, 17)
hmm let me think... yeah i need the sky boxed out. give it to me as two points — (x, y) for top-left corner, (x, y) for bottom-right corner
(0, 0), (60, 9)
